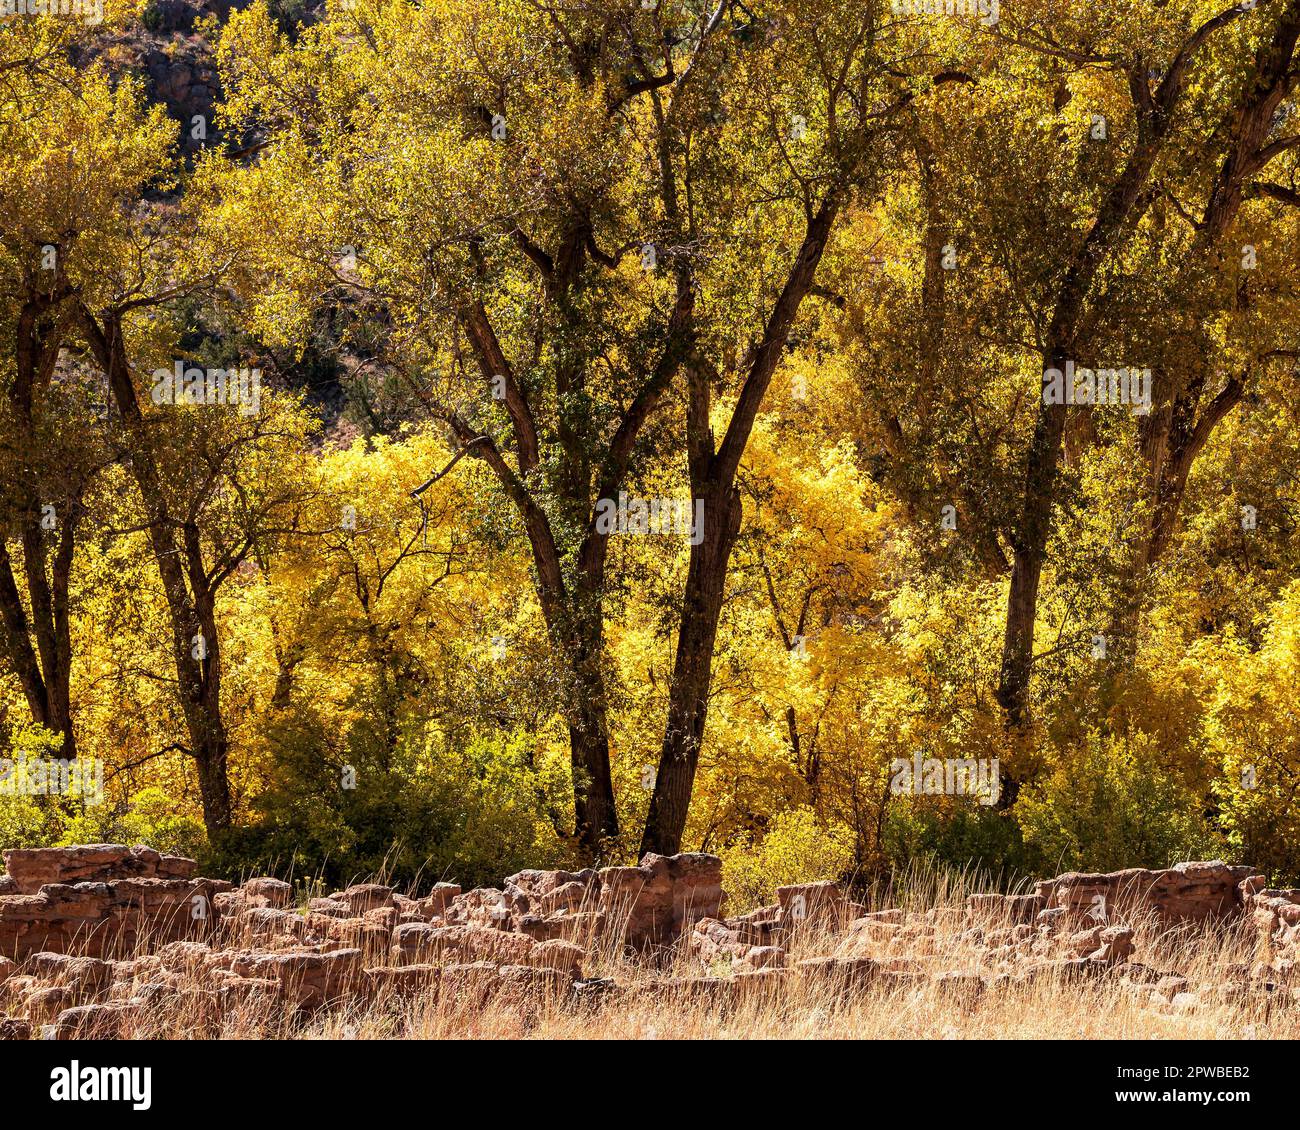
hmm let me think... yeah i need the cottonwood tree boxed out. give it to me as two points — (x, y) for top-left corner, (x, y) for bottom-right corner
(0, 41), (174, 760)
(984, 0), (1300, 726)
(206, 0), (954, 857)
(79, 299), (318, 833)
(637, 3), (978, 854)
(837, 2), (1300, 741)
(206, 0), (709, 854)
(57, 145), (321, 835)
(1128, 1), (1300, 585)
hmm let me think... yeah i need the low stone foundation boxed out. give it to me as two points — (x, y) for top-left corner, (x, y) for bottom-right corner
(1, 846), (1297, 1038)
(0, 844), (197, 894)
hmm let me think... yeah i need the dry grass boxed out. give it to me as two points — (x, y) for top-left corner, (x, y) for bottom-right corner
(10, 863), (1294, 1041)
(310, 922), (1292, 1040)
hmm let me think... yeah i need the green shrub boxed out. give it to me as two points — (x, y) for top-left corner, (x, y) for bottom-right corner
(720, 807), (855, 913)
(882, 797), (1030, 889)
(1014, 731), (1218, 875)
(202, 720), (573, 891)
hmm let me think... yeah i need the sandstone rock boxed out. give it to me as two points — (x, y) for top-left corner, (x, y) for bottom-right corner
(445, 887), (513, 929)
(572, 977), (624, 1007)
(1065, 926), (1104, 957)
(241, 878), (292, 908)
(529, 938), (584, 979)
(334, 883), (397, 916)
(597, 853), (722, 947)
(664, 853), (724, 933)
(364, 964), (440, 999)
(0, 1016), (31, 1039)
(22, 985), (79, 1022)
(933, 970), (985, 1006)
(965, 892), (1044, 924)
(214, 975), (283, 1011)
(1238, 874), (1269, 900)
(1035, 907), (1068, 930)
(795, 956), (878, 993)
(392, 922), (536, 967)
(660, 975), (740, 1007)
(438, 960), (504, 1006)
(874, 970), (926, 992)
(0, 845), (1288, 1039)
(1041, 861), (1257, 930)
(391, 922), (439, 964)
(155, 941), (213, 976)
(234, 906), (305, 942)
(415, 883), (461, 919)
(1016, 958), (1113, 984)
(1248, 887), (1300, 974)
(735, 945), (786, 972)
(0, 875), (229, 961)
(1090, 926), (1135, 964)
(842, 916), (902, 952)
(689, 918), (753, 967)
(229, 948), (363, 1008)
(497, 963), (574, 1000)
(52, 1001), (139, 1039)
(503, 868), (598, 921)
(363, 906), (398, 931)
(513, 908), (608, 943)
(732, 968), (789, 994)
(776, 880), (845, 929)
(22, 952), (113, 994)
(722, 904), (784, 946)
(213, 891), (243, 915)
(2, 845), (196, 893)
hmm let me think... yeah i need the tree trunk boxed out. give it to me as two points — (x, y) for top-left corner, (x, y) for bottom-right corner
(569, 710), (618, 852)
(995, 373), (1069, 726)
(21, 508), (80, 760)
(640, 483), (742, 856)
(640, 193), (840, 855)
(993, 46), (1194, 725)
(192, 703), (232, 834)
(0, 543), (52, 730)
(0, 290), (80, 758)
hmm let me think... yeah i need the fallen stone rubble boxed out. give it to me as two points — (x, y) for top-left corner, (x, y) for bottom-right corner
(0, 846), (1296, 1037)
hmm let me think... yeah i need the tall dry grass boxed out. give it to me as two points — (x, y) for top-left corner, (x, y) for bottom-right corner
(6, 862), (1293, 1040)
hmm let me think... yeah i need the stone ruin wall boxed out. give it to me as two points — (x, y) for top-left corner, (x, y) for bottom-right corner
(0, 845), (1298, 1039)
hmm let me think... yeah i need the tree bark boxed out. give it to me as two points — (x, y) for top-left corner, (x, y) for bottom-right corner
(639, 480), (742, 855)
(445, 209), (701, 859)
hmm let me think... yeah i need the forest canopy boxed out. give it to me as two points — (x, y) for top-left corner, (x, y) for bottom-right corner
(2, 0), (1300, 903)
